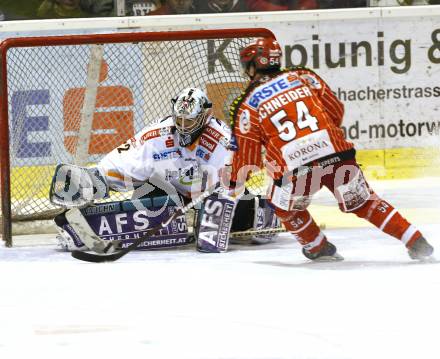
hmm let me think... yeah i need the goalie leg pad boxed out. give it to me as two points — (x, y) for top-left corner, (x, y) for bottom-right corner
(196, 194), (236, 253)
(230, 195), (281, 244)
(54, 211), (88, 252)
(251, 197), (281, 244)
(65, 207), (112, 253)
(114, 197), (189, 250)
(53, 196), (190, 252)
(231, 191), (255, 232)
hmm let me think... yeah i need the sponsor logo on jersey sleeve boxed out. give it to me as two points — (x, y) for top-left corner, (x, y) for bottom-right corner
(205, 126), (222, 141)
(165, 137), (174, 148)
(196, 148), (211, 161)
(238, 109), (251, 134)
(199, 134), (218, 152)
(141, 129), (160, 143)
(152, 149), (182, 161)
(300, 74), (322, 89)
(204, 125), (231, 149)
(140, 126), (173, 144)
(159, 127), (173, 136)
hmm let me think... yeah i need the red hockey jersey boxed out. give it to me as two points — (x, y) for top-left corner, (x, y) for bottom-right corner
(230, 68), (353, 182)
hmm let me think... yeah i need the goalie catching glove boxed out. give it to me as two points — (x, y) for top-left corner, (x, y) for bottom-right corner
(49, 164), (109, 208)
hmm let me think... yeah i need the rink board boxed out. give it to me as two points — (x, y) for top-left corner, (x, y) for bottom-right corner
(9, 146), (440, 201)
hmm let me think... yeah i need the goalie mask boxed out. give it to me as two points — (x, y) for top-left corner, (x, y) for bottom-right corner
(171, 88), (213, 146)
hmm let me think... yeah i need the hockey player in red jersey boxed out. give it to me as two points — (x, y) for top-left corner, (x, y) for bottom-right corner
(229, 37), (434, 261)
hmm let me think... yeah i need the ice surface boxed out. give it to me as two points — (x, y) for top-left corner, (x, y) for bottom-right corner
(1, 178), (439, 359)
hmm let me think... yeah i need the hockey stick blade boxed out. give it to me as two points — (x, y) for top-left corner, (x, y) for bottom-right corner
(71, 179), (221, 263)
(71, 220), (173, 263)
(230, 226), (286, 238)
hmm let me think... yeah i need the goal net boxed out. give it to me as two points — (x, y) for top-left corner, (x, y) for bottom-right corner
(0, 28), (275, 246)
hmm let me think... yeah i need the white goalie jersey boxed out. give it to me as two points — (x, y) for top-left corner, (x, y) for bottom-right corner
(98, 115), (234, 197)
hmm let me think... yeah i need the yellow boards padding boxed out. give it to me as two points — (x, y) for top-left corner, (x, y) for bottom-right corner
(356, 147), (440, 180)
(11, 165), (56, 200)
(9, 147), (440, 201)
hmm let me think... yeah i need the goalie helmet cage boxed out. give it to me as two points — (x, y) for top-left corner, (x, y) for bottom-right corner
(0, 28), (275, 247)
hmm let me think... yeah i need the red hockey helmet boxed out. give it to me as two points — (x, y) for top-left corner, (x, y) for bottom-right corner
(240, 38), (282, 73)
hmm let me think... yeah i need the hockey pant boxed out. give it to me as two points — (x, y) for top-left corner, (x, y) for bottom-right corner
(271, 158), (422, 254)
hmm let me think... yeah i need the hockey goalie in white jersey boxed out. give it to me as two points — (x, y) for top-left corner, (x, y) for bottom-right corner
(50, 87), (279, 254)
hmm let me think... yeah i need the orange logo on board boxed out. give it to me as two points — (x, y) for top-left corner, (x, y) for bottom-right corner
(63, 60), (134, 155)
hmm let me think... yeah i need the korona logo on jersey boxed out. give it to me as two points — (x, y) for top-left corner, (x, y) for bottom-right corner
(249, 77), (302, 108)
(286, 140), (330, 162)
(282, 130), (336, 168)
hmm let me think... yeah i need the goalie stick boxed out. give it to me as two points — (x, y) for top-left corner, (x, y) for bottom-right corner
(95, 225), (287, 250)
(230, 226), (286, 238)
(71, 176), (222, 263)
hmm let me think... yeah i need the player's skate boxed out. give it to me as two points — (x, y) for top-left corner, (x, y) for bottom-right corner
(302, 240), (344, 262)
(407, 236), (434, 261)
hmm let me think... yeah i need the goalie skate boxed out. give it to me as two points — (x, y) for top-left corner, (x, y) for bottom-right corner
(302, 241), (344, 262)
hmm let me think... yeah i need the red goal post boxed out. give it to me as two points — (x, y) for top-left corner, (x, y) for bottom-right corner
(0, 28), (275, 247)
